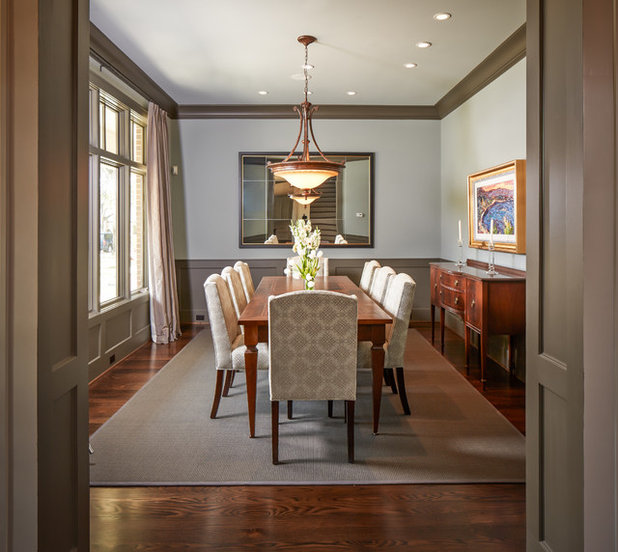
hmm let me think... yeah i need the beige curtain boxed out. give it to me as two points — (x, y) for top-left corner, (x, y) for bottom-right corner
(146, 102), (181, 343)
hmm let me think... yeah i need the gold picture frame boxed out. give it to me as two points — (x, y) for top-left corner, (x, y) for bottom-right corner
(467, 159), (526, 254)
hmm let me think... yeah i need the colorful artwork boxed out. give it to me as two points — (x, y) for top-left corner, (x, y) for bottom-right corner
(468, 160), (526, 254)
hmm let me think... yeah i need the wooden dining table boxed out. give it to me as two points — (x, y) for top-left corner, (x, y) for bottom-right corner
(238, 275), (392, 438)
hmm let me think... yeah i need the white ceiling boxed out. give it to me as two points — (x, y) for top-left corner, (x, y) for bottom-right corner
(90, 0), (525, 106)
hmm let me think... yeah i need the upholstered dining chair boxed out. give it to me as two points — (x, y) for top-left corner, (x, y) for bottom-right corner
(268, 290), (358, 464)
(359, 260), (381, 293)
(233, 261), (255, 303)
(203, 274), (269, 419)
(221, 266), (248, 319)
(358, 273), (416, 415)
(369, 265), (396, 305)
(285, 256), (329, 278)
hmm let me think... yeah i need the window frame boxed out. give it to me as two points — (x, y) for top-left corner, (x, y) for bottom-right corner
(88, 82), (148, 316)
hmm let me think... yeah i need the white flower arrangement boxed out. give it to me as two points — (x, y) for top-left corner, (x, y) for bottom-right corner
(289, 219), (322, 289)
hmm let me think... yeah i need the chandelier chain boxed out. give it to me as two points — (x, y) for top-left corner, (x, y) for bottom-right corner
(304, 44), (309, 101)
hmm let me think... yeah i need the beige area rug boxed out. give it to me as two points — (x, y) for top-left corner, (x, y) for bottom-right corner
(89, 329), (525, 485)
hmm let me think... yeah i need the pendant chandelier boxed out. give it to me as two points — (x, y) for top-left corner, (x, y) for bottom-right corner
(268, 35), (344, 191)
(288, 189), (321, 205)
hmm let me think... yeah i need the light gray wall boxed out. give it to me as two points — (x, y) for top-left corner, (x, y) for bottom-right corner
(440, 59), (526, 270)
(169, 118), (441, 260)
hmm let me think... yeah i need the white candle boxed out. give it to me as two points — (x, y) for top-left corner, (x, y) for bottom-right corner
(489, 219), (494, 246)
(458, 220), (462, 242)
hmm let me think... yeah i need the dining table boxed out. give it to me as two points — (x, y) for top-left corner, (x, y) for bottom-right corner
(238, 275), (393, 438)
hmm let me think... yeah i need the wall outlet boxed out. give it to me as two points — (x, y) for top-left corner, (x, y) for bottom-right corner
(109, 354), (115, 365)
(356, 212), (365, 218)
(196, 314), (205, 321)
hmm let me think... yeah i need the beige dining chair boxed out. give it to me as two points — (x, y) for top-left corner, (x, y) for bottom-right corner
(233, 261), (255, 302)
(359, 260), (381, 293)
(203, 274), (268, 419)
(268, 290), (358, 464)
(221, 266), (248, 319)
(358, 273), (416, 415)
(285, 256), (329, 278)
(369, 265), (396, 305)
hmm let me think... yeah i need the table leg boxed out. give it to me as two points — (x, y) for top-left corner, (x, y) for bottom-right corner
(480, 329), (488, 390)
(430, 304), (435, 345)
(440, 307), (445, 354)
(244, 325), (258, 438)
(370, 324), (386, 435)
(464, 325), (470, 375)
(508, 334), (515, 375)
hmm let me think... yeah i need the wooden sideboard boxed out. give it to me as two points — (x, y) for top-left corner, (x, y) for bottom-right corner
(430, 262), (525, 388)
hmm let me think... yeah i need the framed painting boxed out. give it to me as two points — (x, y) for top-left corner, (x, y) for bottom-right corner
(467, 159), (526, 254)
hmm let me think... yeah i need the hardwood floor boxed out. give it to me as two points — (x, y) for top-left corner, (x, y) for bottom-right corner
(89, 323), (525, 551)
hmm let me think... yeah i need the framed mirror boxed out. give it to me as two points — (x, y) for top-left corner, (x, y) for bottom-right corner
(240, 152), (374, 247)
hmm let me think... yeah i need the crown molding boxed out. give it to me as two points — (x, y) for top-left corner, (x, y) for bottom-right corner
(89, 23), (178, 117)
(176, 104), (440, 120)
(89, 22), (524, 121)
(435, 24), (526, 119)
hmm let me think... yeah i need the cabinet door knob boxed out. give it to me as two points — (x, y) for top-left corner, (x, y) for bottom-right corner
(434, 283), (437, 289)
(455, 279), (459, 286)
(439, 290), (443, 296)
(455, 297), (460, 305)
(471, 299), (476, 308)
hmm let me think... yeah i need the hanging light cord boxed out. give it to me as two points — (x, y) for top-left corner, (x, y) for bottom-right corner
(304, 43), (309, 102)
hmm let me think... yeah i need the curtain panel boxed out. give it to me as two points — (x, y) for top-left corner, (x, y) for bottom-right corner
(146, 102), (181, 343)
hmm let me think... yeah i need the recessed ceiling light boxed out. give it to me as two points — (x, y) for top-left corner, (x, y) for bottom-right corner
(346, 91), (357, 96)
(258, 90), (268, 95)
(307, 90), (312, 95)
(404, 62), (418, 69)
(433, 12), (452, 21)
(416, 41), (432, 49)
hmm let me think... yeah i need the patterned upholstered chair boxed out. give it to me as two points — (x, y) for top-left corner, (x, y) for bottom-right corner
(358, 273), (416, 415)
(233, 261), (255, 303)
(359, 260), (381, 293)
(268, 291), (358, 464)
(285, 256), (329, 278)
(203, 274), (268, 419)
(369, 266), (396, 305)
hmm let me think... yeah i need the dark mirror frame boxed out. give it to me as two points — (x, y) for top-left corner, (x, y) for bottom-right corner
(239, 152), (375, 248)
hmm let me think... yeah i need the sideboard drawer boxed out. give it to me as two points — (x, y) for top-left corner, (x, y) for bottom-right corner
(439, 271), (464, 291)
(440, 286), (464, 311)
(466, 279), (482, 329)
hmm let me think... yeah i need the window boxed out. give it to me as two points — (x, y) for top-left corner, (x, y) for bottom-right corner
(88, 85), (147, 313)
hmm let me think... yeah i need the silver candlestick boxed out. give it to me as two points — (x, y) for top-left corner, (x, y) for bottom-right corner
(486, 242), (498, 275)
(455, 239), (465, 269)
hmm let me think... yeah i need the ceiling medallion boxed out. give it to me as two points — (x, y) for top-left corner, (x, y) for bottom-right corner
(268, 35), (344, 190)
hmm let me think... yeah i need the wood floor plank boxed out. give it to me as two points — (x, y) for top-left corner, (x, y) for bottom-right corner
(90, 484), (525, 551)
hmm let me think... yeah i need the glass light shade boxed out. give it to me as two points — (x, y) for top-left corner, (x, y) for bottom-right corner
(275, 168), (338, 189)
(289, 191), (320, 205)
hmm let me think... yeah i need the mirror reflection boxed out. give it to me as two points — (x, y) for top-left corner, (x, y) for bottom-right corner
(240, 153), (374, 247)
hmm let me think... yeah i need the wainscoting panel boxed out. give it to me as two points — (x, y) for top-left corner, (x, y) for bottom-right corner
(176, 258), (440, 325)
(88, 293), (151, 381)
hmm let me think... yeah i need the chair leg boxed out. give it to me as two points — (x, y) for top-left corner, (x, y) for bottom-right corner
(210, 370), (225, 419)
(287, 400), (293, 420)
(395, 367), (411, 415)
(327, 400), (333, 418)
(230, 370), (236, 387)
(271, 401), (279, 465)
(384, 368), (398, 394)
(346, 400), (355, 463)
(222, 370), (234, 397)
